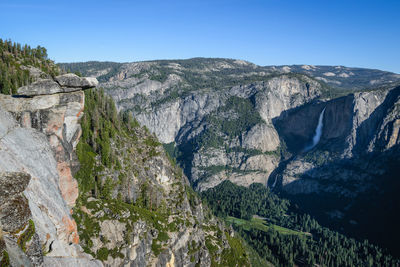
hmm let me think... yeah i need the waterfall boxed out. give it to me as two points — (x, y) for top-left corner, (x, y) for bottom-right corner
(304, 107), (326, 152)
(271, 177), (277, 188)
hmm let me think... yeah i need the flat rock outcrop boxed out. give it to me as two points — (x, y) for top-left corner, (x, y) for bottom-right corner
(55, 73), (99, 88)
(17, 73), (98, 96)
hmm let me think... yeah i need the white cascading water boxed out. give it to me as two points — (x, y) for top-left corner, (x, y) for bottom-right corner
(271, 107), (326, 188)
(304, 107), (326, 152)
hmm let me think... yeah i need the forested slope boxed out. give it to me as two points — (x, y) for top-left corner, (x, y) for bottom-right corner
(202, 181), (399, 266)
(0, 38), (59, 94)
(73, 88), (258, 266)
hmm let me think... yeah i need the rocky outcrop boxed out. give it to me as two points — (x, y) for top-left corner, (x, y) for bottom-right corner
(241, 123), (280, 152)
(255, 75), (321, 123)
(20, 65), (52, 81)
(18, 74), (98, 96)
(0, 74), (101, 266)
(190, 146), (279, 191)
(1, 91), (84, 207)
(55, 73), (99, 88)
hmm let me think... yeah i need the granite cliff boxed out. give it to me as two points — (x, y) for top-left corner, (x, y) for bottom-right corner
(0, 73), (101, 266)
(80, 60), (325, 191)
(274, 85), (400, 196)
(60, 59), (400, 193)
(270, 84), (400, 251)
(60, 58), (400, 254)
(66, 59), (399, 196)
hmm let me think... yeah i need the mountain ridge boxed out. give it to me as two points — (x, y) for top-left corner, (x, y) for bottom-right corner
(59, 58), (400, 91)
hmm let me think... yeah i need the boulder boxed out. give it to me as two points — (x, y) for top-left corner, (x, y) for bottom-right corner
(0, 194), (31, 233)
(18, 79), (62, 96)
(20, 66), (52, 81)
(55, 73), (98, 88)
(0, 172), (31, 206)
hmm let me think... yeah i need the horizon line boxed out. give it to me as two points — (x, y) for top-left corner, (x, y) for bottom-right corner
(56, 57), (400, 74)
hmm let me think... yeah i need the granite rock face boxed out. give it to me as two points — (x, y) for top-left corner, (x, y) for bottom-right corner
(241, 124), (280, 152)
(144, 75), (320, 191)
(255, 76), (321, 123)
(0, 90), (85, 207)
(0, 172), (31, 206)
(0, 76), (100, 266)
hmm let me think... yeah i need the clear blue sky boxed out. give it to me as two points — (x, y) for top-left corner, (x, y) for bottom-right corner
(1, 0), (399, 73)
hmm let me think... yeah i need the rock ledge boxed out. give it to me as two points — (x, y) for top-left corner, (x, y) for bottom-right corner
(17, 73), (98, 96)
